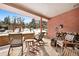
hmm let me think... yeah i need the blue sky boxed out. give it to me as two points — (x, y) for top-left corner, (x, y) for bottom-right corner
(0, 9), (32, 23)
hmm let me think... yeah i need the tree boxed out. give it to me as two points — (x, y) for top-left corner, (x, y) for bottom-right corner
(17, 17), (25, 28)
(25, 23), (29, 28)
(29, 18), (36, 30)
(35, 20), (47, 29)
(42, 21), (47, 29)
(4, 16), (10, 24)
(12, 16), (25, 26)
(35, 20), (40, 28)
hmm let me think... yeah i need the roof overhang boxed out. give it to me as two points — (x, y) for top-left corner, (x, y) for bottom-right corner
(1, 3), (79, 20)
(4, 3), (50, 19)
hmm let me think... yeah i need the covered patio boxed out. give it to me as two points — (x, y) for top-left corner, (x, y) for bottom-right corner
(0, 3), (79, 56)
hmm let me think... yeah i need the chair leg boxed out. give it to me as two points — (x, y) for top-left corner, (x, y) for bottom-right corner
(21, 45), (23, 56)
(8, 46), (11, 56)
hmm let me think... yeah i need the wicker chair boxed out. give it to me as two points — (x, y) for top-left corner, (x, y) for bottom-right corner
(8, 33), (23, 56)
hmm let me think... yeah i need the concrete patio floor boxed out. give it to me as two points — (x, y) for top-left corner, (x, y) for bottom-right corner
(0, 38), (59, 56)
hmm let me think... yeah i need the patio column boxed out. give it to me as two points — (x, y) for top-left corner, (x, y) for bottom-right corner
(40, 17), (42, 32)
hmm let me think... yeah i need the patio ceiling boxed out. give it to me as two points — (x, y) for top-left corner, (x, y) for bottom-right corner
(0, 3), (42, 21)
(2, 3), (79, 20)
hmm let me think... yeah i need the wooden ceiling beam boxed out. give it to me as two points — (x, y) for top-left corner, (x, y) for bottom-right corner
(4, 3), (50, 20)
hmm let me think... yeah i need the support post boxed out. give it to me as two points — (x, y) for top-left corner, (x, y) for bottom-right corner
(40, 17), (42, 32)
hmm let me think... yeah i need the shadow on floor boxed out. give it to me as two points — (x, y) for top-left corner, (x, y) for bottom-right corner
(40, 46), (49, 56)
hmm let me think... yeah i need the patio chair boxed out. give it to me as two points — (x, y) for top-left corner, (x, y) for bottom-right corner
(73, 33), (79, 49)
(34, 32), (45, 46)
(8, 33), (23, 56)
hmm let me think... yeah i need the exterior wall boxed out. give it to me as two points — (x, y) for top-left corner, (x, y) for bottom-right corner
(47, 7), (79, 39)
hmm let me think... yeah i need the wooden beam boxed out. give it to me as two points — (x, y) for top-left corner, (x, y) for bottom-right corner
(4, 3), (50, 20)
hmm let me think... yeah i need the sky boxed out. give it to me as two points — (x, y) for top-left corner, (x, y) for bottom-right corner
(0, 9), (33, 23)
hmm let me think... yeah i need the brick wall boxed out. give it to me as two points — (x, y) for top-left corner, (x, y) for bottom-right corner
(47, 7), (79, 38)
